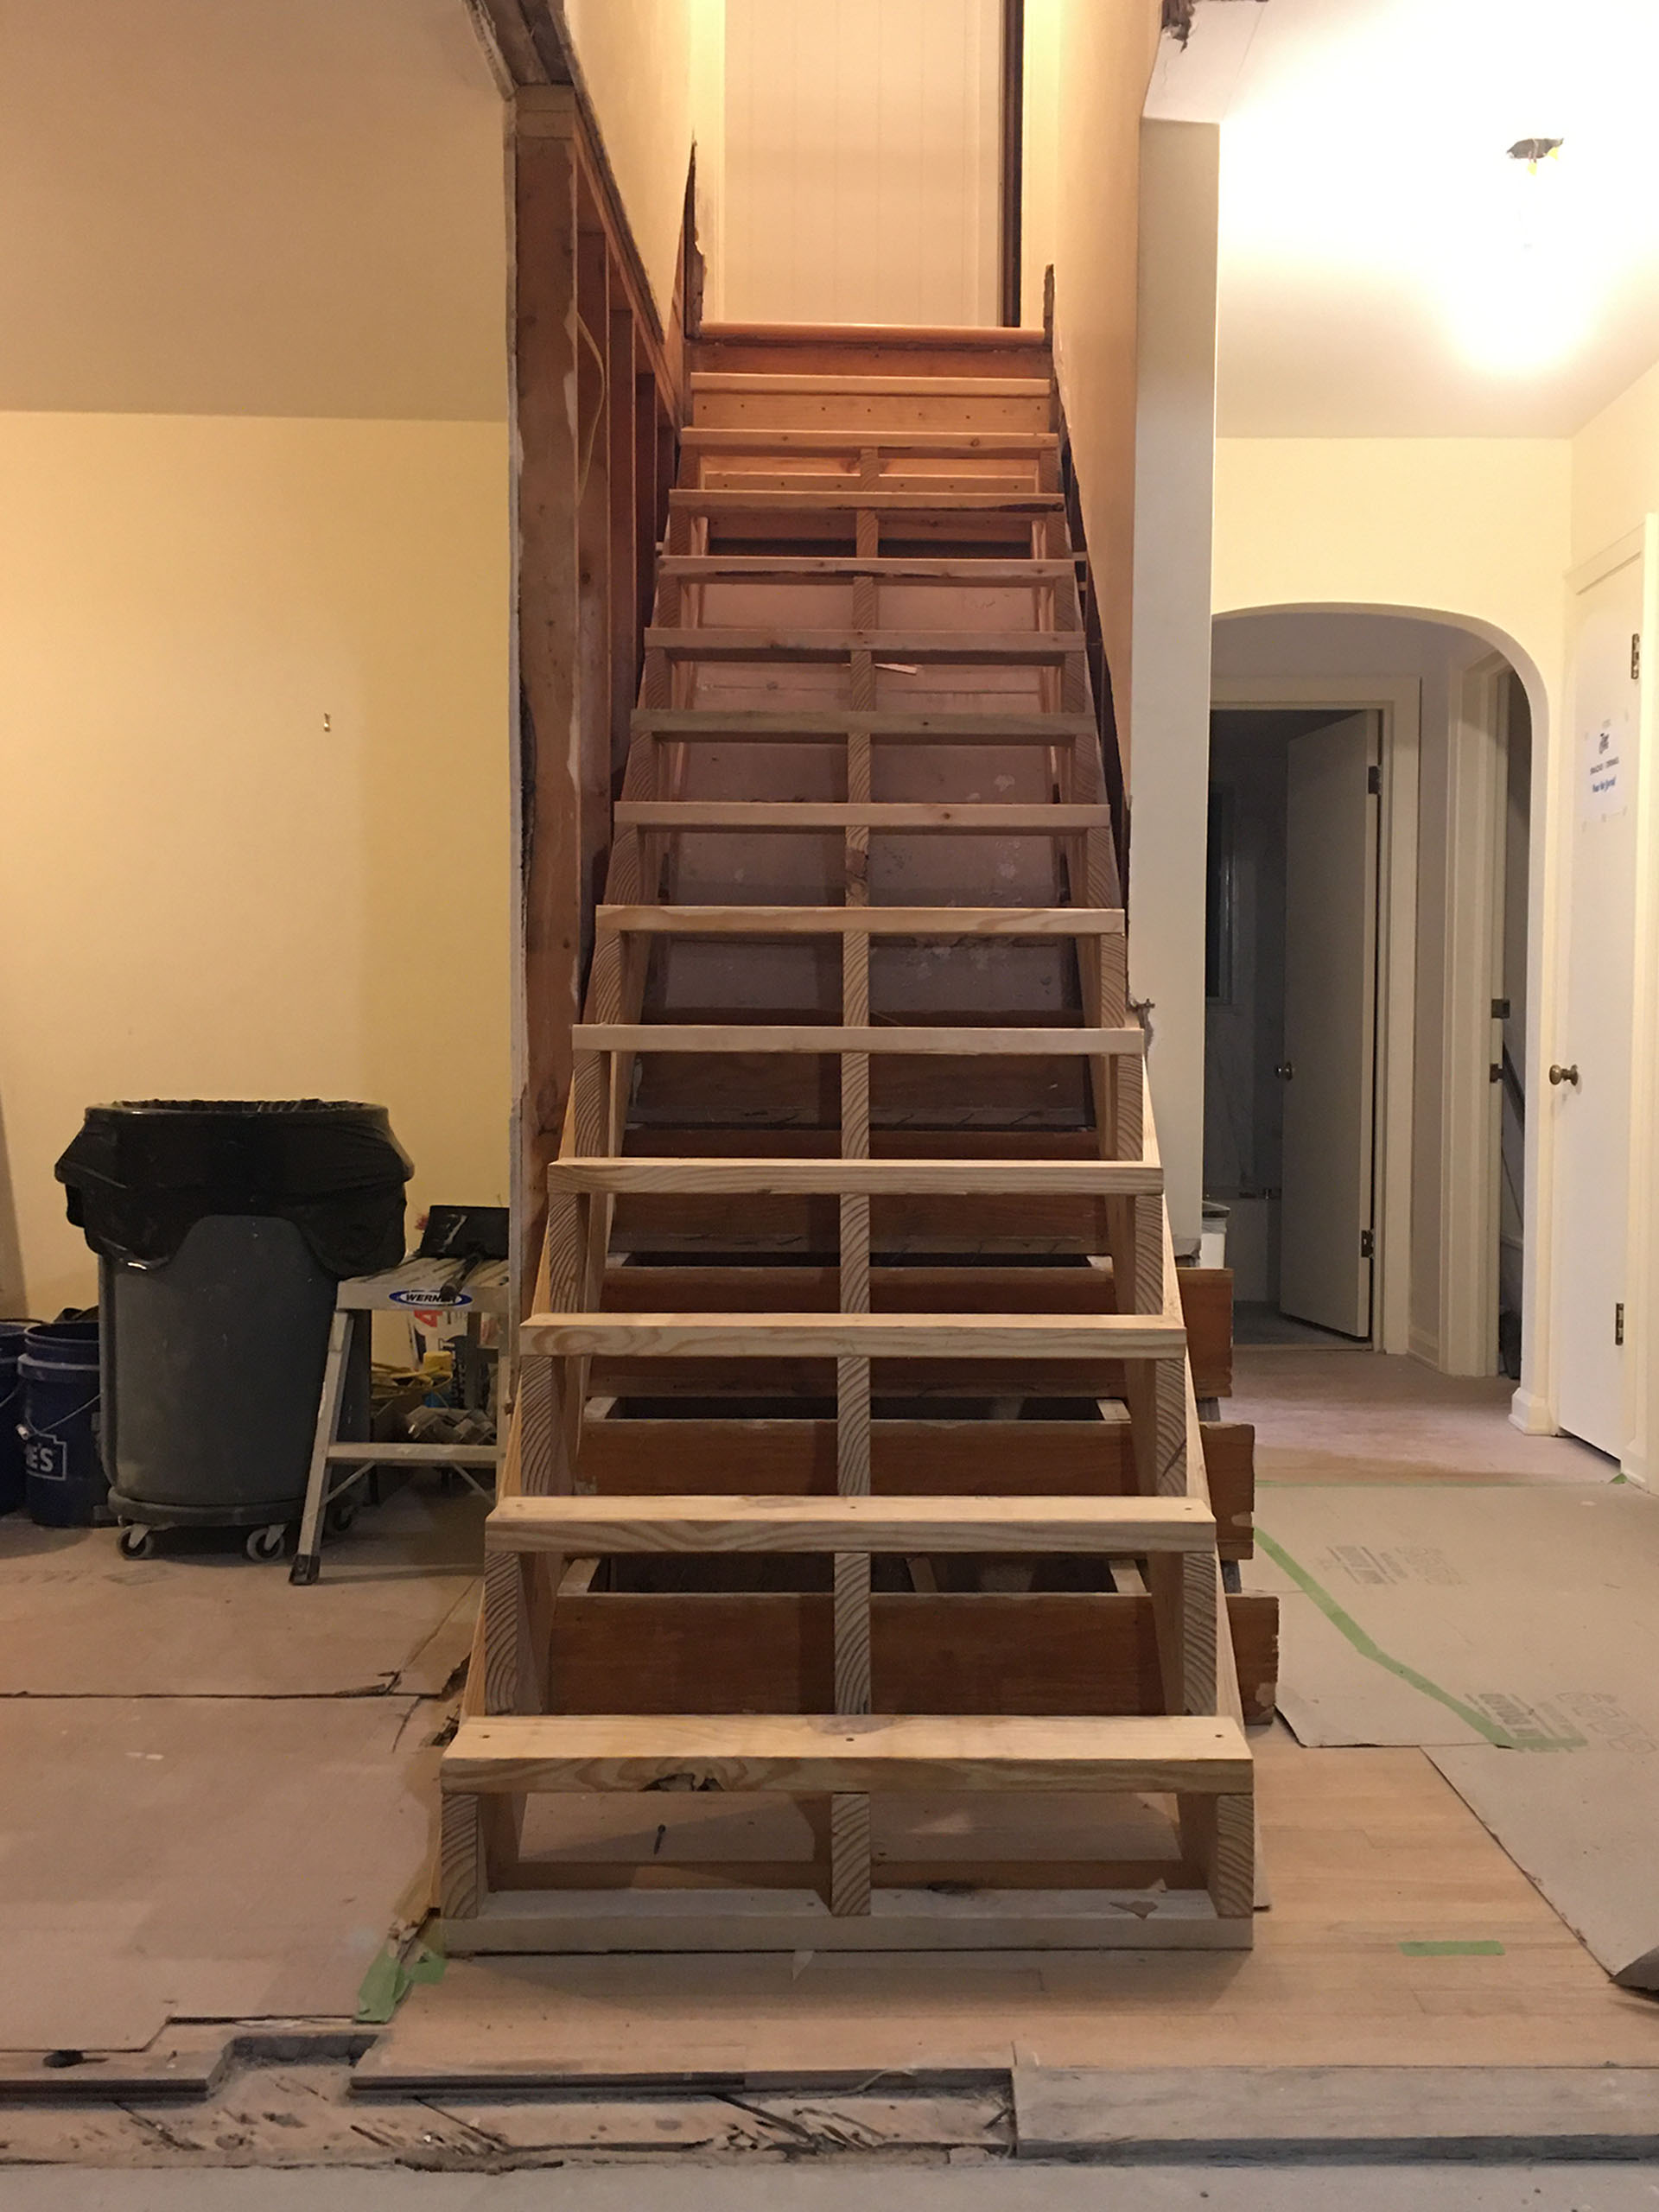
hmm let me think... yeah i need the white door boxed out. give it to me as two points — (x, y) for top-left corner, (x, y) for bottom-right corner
(721, 0), (1001, 326)
(1552, 548), (1644, 1457)
(1279, 714), (1380, 1337)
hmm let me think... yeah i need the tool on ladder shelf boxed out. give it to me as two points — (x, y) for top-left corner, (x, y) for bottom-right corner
(290, 1205), (510, 1586)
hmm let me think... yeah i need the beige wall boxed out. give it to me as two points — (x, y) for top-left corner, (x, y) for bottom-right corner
(1574, 355), (1659, 565)
(0, 416), (512, 1317)
(720, 0), (1000, 327)
(1213, 440), (1572, 715)
(1027, 0), (1162, 731)
(0, 1), (514, 1318)
(0, 2), (506, 420)
(562, 0), (725, 325)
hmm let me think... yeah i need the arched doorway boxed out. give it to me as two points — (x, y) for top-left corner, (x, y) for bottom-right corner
(1207, 607), (1536, 1381)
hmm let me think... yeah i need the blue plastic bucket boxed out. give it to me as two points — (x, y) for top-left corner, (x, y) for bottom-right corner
(20, 1318), (106, 1527)
(0, 1321), (29, 1514)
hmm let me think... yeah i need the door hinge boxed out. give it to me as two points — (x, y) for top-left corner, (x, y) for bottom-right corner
(1360, 1229), (1376, 1260)
(1490, 1063), (1503, 1083)
(1367, 764), (1382, 796)
(1633, 635), (1643, 681)
(1491, 997), (1510, 1020)
(1616, 1302), (1625, 1346)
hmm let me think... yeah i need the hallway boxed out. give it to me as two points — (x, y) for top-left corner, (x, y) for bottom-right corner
(1233, 1348), (1611, 1486)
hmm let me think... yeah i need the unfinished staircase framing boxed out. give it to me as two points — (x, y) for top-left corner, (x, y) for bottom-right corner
(442, 326), (1259, 1953)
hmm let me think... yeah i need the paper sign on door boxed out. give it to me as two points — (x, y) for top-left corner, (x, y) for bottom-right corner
(1583, 715), (1628, 821)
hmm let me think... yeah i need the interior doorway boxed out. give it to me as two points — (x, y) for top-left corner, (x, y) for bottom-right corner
(1205, 709), (1384, 1347)
(1209, 619), (1534, 1379)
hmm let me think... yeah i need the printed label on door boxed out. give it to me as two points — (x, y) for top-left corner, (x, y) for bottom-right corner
(1583, 716), (1627, 820)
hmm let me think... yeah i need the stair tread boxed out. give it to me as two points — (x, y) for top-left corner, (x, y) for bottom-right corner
(681, 428), (1058, 454)
(521, 1312), (1185, 1358)
(614, 800), (1109, 831)
(573, 1021), (1142, 1057)
(630, 708), (1098, 740)
(487, 1491), (1214, 1554)
(442, 1711), (1251, 1796)
(546, 1156), (1158, 1194)
(596, 904), (1124, 936)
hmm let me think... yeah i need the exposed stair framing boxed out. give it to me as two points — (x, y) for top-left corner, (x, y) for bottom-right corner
(443, 323), (1263, 1953)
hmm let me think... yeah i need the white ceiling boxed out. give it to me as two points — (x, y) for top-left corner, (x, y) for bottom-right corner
(1147, 0), (1659, 437)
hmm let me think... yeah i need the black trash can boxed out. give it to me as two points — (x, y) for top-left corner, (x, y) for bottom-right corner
(55, 1101), (411, 1559)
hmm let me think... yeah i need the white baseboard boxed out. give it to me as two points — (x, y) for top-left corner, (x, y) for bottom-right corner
(1407, 1325), (1440, 1368)
(1509, 1385), (1555, 1435)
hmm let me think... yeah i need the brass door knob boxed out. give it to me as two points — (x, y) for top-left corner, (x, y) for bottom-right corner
(1549, 1063), (1580, 1088)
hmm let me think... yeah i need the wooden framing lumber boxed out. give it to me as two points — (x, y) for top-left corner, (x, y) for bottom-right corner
(573, 1024), (1146, 1057)
(689, 372), (1053, 398)
(614, 801), (1109, 833)
(549, 1160), (1160, 1196)
(443, 1712), (1252, 1797)
(668, 490), (1063, 516)
(679, 429), (1059, 457)
(658, 556), (1078, 585)
(486, 1493), (1217, 1556)
(632, 709), (1097, 741)
(522, 1312), (1187, 1360)
(644, 628), (1084, 664)
(598, 904), (1125, 937)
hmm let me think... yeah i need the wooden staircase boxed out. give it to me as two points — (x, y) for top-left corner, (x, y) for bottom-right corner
(441, 323), (1264, 1953)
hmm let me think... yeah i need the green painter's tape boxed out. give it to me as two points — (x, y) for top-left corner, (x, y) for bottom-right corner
(355, 1940), (446, 2025)
(1254, 1529), (1582, 1751)
(1400, 1940), (1506, 1956)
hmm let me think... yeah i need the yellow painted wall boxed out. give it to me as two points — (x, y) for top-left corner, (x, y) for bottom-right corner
(1573, 356), (1659, 566)
(1213, 439), (1573, 713)
(563, 0), (726, 325)
(1031, 0), (1163, 728)
(0, 416), (512, 1317)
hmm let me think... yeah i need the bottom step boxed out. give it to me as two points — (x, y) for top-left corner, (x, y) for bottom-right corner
(442, 1884), (1252, 1955)
(442, 1712), (1251, 1796)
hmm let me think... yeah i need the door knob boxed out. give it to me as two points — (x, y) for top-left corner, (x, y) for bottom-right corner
(1275, 1062), (1294, 1081)
(1549, 1063), (1580, 1088)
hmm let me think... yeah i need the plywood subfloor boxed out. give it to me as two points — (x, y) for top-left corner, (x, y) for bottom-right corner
(357, 1726), (1659, 2089)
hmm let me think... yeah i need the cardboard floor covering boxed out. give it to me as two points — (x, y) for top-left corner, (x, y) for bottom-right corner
(0, 1486), (483, 1696)
(0, 1694), (439, 2051)
(1245, 1480), (1659, 1986)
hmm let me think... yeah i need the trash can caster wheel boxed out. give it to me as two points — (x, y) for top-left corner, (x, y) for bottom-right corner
(325, 1498), (358, 1537)
(245, 1522), (288, 1563)
(118, 1523), (157, 1560)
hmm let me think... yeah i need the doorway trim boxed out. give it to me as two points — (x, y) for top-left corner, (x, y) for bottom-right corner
(1211, 675), (1421, 1356)
(1438, 654), (1512, 1376)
